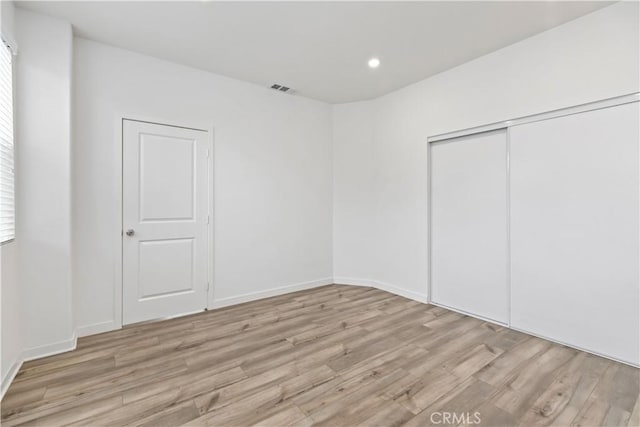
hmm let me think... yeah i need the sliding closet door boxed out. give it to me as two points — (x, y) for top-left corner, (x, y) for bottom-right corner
(431, 129), (509, 324)
(510, 102), (639, 365)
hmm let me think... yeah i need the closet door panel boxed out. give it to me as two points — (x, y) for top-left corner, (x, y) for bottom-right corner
(510, 102), (639, 365)
(431, 129), (509, 324)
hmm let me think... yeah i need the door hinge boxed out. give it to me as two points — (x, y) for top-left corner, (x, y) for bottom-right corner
(207, 282), (210, 292)
(206, 214), (210, 224)
(206, 149), (210, 158)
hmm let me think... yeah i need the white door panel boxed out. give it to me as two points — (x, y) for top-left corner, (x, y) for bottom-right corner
(123, 120), (209, 325)
(510, 102), (639, 365)
(139, 134), (195, 221)
(431, 129), (509, 324)
(138, 238), (194, 299)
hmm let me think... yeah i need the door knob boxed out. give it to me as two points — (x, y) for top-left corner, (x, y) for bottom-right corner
(125, 229), (135, 236)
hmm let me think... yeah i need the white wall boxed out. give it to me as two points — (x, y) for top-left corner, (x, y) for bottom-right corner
(0, 0), (23, 397)
(3, 7), (75, 394)
(1, 242), (21, 395)
(73, 38), (333, 334)
(13, 8), (74, 357)
(333, 2), (640, 299)
(332, 102), (376, 280)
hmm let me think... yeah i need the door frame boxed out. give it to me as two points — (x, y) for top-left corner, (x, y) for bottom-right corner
(114, 114), (215, 329)
(425, 92), (639, 332)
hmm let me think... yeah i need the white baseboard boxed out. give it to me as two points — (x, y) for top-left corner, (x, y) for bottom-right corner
(371, 280), (428, 303)
(211, 277), (334, 309)
(2, 333), (77, 401)
(1, 357), (23, 400)
(333, 276), (428, 303)
(76, 320), (119, 338)
(21, 334), (77, 362)
(333, 276), (379, 289)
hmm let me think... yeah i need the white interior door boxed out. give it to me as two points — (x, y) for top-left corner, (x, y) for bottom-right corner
(430, 129), (509, 324)
(510, 102), (639, 365)
(123, 119), (209, 325)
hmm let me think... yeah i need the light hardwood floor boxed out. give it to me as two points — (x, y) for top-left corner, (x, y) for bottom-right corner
(2, 285), (639, 427)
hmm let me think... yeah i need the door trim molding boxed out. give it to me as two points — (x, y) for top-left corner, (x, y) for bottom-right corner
(427, 92), (639, 143)
(114, 114), (215, 330)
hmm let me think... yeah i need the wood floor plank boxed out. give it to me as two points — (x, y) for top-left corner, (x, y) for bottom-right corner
(463, 402), (516, 427)
(1, 284), (637, 427)
(195, 365), (336, 426)
(627, 397), (640, 427)
(516, 352), (605, 426)
(356, 400), (414, 427)
(1, 360), (190, 424)
(131, 400), (201, 427)
(473, 336), (551, 387)
(6, 395), (123, 427)
(249, 403), (310, 427)
(395, 368), (469, 415)
(571, 363), (620, 427)
(491, 345), (578, 419)
(305, 368), (410, 425)
(402, 377), (496, 427)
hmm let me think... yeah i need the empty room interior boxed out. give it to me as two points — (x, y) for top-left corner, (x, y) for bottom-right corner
(0, 1), (639, 426)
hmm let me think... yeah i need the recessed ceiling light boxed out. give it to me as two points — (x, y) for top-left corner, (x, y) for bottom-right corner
(368, 58), (380, 69)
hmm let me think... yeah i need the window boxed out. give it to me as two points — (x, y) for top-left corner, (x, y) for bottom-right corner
(0, 40), (14, 244)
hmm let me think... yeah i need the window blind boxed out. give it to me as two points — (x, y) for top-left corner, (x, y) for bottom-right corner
(0, 41), (14, 244)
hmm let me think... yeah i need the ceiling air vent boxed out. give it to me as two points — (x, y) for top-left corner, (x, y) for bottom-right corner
(270, 83), (295, 95)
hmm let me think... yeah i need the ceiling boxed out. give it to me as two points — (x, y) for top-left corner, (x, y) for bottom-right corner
(17, 1), (612, 104)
